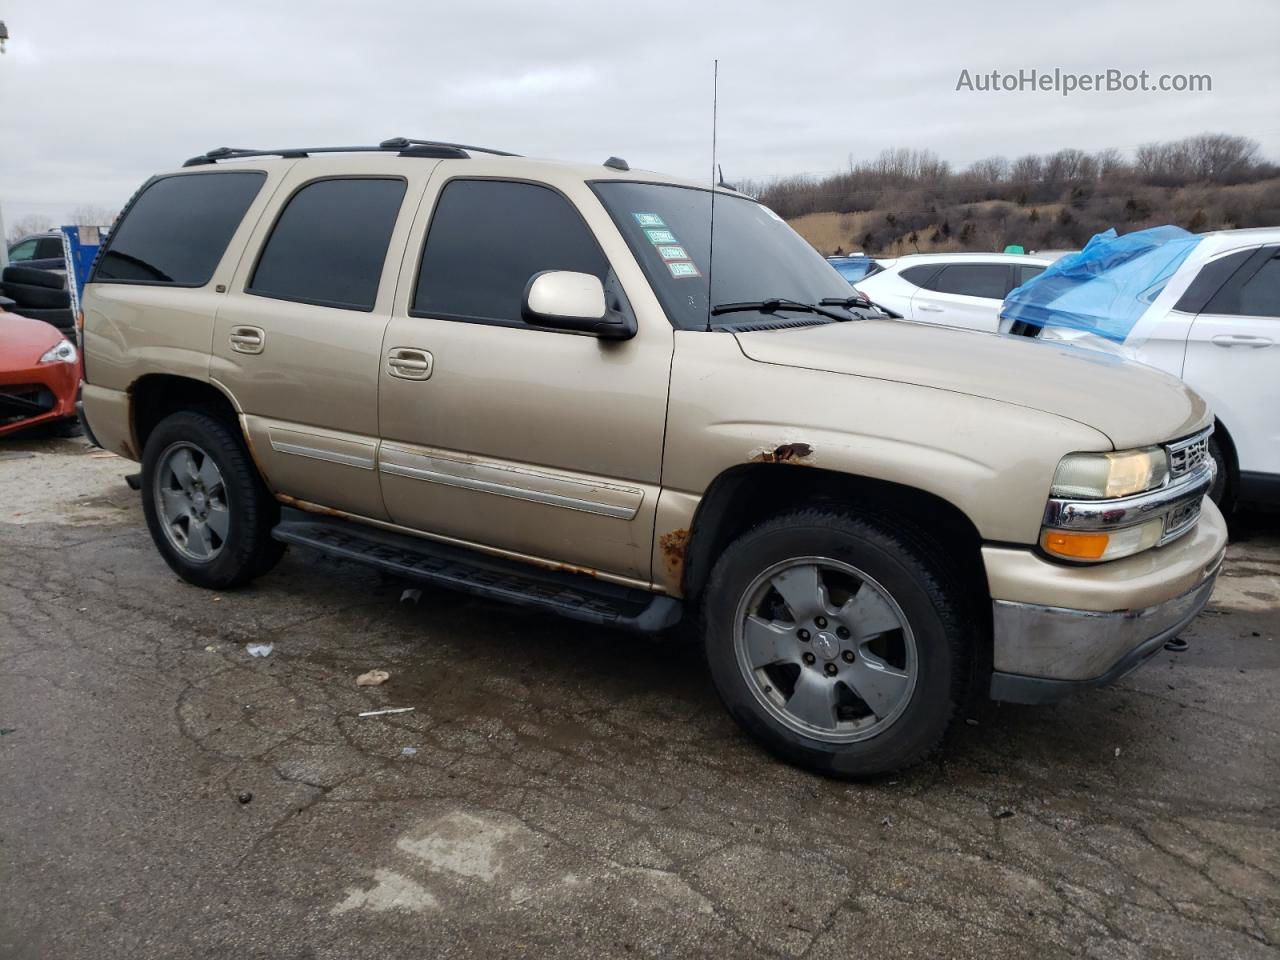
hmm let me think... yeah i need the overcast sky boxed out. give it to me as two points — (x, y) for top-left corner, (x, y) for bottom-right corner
(1, 0), (1277, 229)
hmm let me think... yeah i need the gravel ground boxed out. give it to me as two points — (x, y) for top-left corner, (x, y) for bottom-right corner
(2, 434), (1277, 960)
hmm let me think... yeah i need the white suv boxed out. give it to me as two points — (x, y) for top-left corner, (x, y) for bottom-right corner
(856, 253), (1053, 331)
(1026, 229), (1280, 510)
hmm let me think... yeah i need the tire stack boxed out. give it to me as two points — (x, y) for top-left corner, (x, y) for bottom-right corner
(1, 265), (75, 336)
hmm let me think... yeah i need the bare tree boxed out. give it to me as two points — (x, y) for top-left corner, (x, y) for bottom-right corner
(66, 204), (118, 227)
(6, 213), (56, 243)
(966, 156), (1009, 182)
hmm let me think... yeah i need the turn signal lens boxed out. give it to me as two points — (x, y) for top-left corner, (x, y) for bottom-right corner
(1041, 530), (1111, 560)
(1041, 518), (1165, 563)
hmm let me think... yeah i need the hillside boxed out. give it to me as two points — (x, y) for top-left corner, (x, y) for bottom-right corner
(749, 134), (1280, 257)
(785, 179), (1280, 257)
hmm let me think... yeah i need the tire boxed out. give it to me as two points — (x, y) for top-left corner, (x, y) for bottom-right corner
(701, 508), (971, 778)
(14, 307), (75, 334)
(2, 265), (65, 289)
(140, 411), (284, 589)
(2, 281), (70, 309)
(1207, 435), (1234, 511)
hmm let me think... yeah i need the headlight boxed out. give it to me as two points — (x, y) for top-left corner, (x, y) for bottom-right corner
(39, 340), (78, 365)
(1050, 446), (1169, 500)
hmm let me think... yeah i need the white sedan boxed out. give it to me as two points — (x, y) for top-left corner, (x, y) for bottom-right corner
(854, 252), (1054, 331)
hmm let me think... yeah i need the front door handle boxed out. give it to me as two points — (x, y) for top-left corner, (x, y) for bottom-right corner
(1211, 334), (1272, 348)
(229, 326), (265, 354)
(387, 347), (434, 381)
(917, 303), (944, 313)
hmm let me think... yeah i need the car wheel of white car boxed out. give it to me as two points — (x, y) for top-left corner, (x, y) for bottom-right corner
(701, 509), (972, 777)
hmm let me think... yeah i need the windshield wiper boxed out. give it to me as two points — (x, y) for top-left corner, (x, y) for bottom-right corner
(710, 298), (853, 323)
(819, 295), (902, 320)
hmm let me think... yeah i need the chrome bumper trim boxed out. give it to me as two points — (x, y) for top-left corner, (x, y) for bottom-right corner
(1042, 460), (1215, 546)
(989, 550), (1222, 689)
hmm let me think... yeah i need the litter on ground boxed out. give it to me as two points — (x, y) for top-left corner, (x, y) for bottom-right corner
(358, 707), (415, 718)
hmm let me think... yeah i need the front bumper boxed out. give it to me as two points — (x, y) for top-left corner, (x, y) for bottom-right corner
(986, 497), (1227, 704)
(0, 356), (78, 438)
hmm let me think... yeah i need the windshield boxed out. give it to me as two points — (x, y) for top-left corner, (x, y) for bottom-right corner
(830, 258), (882, 283)
(591, 181), (853, 330)
(1001, 226), (1202, 344)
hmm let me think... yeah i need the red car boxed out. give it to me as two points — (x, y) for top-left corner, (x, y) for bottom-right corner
(0, 309), (80, 437)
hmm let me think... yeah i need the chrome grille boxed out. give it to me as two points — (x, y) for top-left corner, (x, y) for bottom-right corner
(1166, 429), (1211, 478)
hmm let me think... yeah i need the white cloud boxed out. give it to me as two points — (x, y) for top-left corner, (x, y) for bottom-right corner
(0, 0), (1275, 226)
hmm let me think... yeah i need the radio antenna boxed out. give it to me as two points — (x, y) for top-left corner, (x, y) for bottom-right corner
(705, 59), (719, 333)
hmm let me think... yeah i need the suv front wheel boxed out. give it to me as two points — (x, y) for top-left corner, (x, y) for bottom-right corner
(140, 411), (284, 589)
(702, 509), (971, 777)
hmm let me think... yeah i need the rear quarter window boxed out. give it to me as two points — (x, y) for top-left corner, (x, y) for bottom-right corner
(93, 172), (266, 286)
(898, 264), (942, 288)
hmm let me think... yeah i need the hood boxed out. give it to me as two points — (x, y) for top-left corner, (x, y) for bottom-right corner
(0, 311), (65, 367)
(733, 319), (1208, 449)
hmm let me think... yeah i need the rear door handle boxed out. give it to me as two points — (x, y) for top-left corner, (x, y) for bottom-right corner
(1211, 334), (1272, 348)
(917, 303), (944, 313)
(229, 326), (265, 354)
(387, 347), (433, 381)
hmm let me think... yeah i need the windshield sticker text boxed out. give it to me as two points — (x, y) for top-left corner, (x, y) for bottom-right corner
(633, 213), (666, 228)
(666, 260), (701, 278)
(644, 228), (678, 245)
(655, 244), (689, 261)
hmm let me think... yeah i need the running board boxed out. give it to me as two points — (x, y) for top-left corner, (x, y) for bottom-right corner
(271, 508), (682, 632)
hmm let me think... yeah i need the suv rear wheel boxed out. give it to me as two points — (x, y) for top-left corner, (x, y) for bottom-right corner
(702, 509), (970, 777)
(141, 411), (284, 589)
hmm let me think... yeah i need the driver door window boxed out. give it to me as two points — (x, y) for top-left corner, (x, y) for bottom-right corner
(413, 179), (608, 327)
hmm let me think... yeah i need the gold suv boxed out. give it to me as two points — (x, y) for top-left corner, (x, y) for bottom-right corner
(80, 140), (1226, 776)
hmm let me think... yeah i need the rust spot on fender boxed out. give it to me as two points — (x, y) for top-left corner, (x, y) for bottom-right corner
(750, 442), (814, 465)
(659, 529), (690, 582)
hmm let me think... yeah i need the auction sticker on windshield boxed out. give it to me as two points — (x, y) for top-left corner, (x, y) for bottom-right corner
(633, 213), (666, 227)
(655, 244), (689, 261)
(666, 261), (701, 278)
(644, 228), (678, 245)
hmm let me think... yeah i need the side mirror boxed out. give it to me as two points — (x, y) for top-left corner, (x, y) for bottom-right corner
(522, 271), (635, 340)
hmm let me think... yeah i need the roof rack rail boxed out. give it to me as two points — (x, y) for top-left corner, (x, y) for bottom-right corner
(379, 138), (521, 157)
(182, 138), (520, 168)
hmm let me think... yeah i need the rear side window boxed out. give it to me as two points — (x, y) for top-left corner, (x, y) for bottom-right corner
(414, 179), (608, 325)
(1206, 252), (1280, 318)
(1016, 264), (1045, 286)
(899, 264), (941, 288)
(927, 263), (1010, 299)
(36, 237), (64, 259)
(1176, 250), (1255, 314)
(248, 178), (407, 312)
(95, 172), (265, 285)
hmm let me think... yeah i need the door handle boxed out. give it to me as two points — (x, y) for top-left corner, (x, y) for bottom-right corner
(387, 347), (434, 381)
(917, 303), (944, 313)
(1211, 334), (1272, 348)
(229, 326), (265, 354)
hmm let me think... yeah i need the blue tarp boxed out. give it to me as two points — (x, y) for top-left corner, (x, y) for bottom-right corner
(1001, 226), (1202, 342)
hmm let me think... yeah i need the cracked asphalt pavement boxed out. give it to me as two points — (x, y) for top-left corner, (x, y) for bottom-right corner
(2, 436), (1278, 959)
